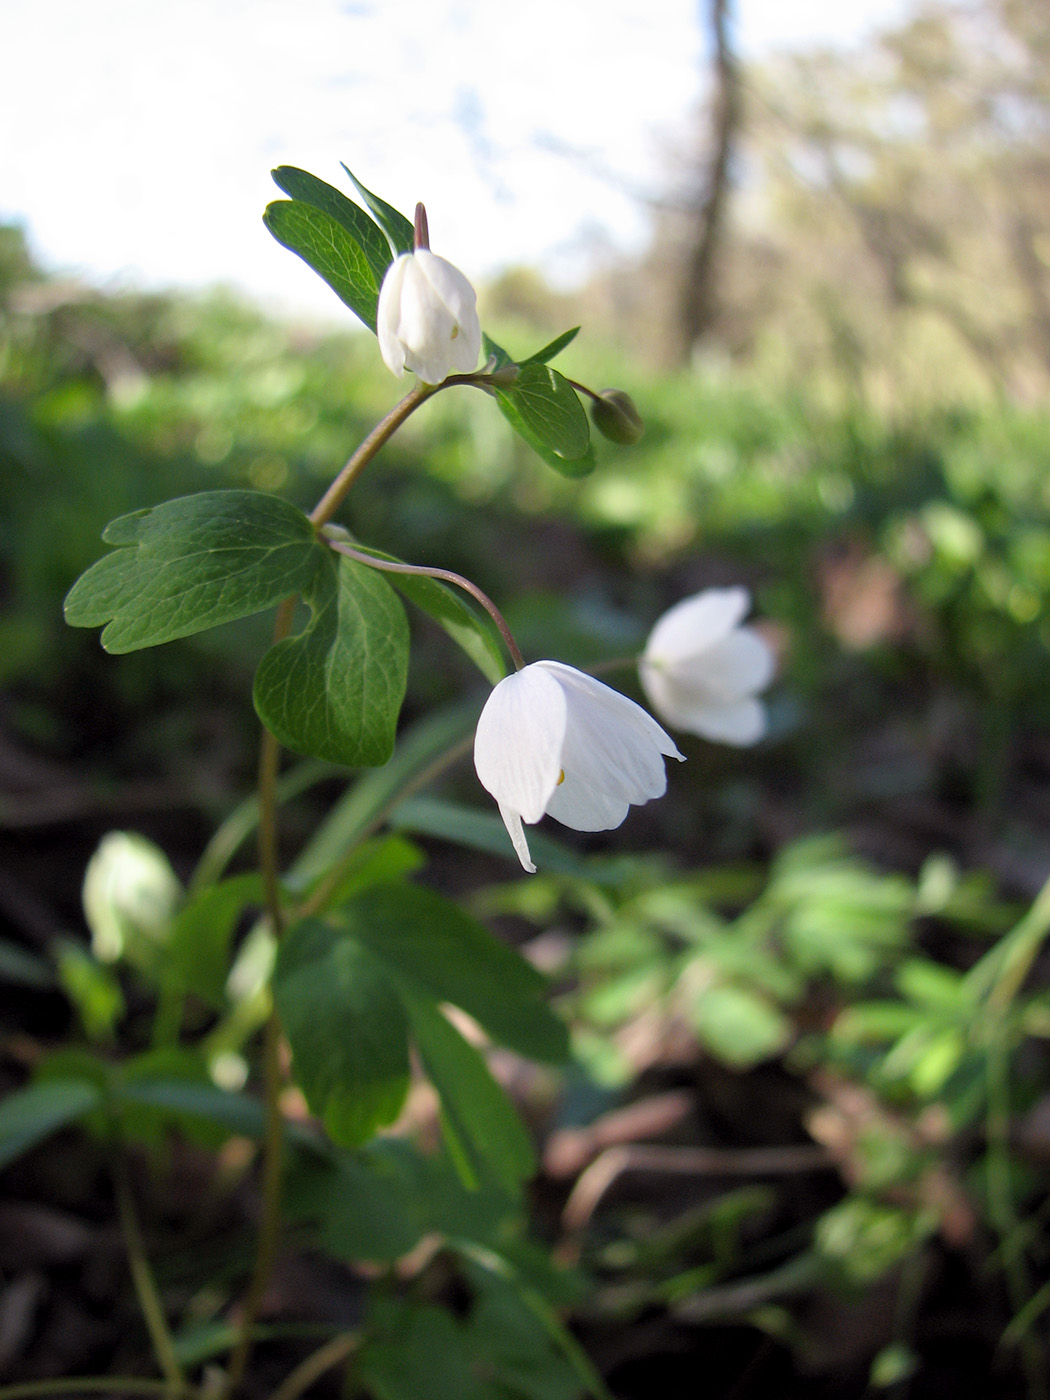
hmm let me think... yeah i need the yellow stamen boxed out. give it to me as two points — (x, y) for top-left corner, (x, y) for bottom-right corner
(557, 769), (565, 785)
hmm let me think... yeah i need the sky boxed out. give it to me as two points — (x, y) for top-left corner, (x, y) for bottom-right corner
(2, 0), (910, 320)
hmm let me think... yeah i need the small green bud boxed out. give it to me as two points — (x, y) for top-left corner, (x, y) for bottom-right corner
(590, 388), (644, 445)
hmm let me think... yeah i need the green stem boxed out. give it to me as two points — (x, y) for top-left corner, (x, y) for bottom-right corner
(223, 597), (296, 1399)
(985, 1039), (1048, 1399)
(309, 383), (434, 529)
(325, 540), (525, 671)
(111, 1150), (186, 1394)
(265, 1333), (359, 1400)
(0, 1381), (197, 1400)
(967, 868), (1050, 1011)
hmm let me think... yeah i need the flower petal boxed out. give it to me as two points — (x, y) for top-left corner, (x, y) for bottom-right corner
(474, 664), (566, 824)
(497, 802), (537, 874)
(415, 250), (481, 368)
(662, 628), (775, 702)
(644, 587), (751, 665)
(376, 254), (410, 377)
(653, 688), (768, 746)
(537, 662), (683, 832)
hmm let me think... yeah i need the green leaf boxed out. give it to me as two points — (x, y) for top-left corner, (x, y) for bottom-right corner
(166, 874), (262, 1008)
(359, 1300), (491, 1400)
(333, 883), (568, 1062)
(482, 333), (515, 372)
(0, 1080), (102, 1171)
(254, 551), (409, 767)
(523, 326), (580, 365)
(271, 166), (392, 284)
(686, 984), (792, 1069)
(403, 993), (536, 1193)
(289, 701), (479, 887)
(348, 545), (505, 684)
(286, 1138), (515, 1265)
(485, 344), (594, 477)
(263, 200), (380, 330)
(56, 940), (125, 1041)
(341, 165), (415, 257)
(275, 919), (411, 1147)
(510, 364), (590, 459)
(64, 491), (321, 654)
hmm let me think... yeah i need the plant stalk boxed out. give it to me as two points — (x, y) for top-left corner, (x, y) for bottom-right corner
(326, 539), (525, 671)
(111, 1150), (186, 1394)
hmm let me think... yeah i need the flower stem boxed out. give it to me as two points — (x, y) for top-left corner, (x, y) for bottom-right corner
(309, 384), (435, 530)
(224, 596), (296, 1399)
(0, 1382), (198, 1400)
(111, 1149), (186, 1394)
(326, 539), (526, 671)
(265, 1332), (359, 1400)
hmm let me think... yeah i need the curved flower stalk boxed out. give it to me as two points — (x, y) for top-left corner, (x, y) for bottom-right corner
(474, 661), (684, 873)
(639, 587), (775, 746)
(377, 247), (481, 385)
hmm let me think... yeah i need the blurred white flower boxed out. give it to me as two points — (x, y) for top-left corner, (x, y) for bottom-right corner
(376, 249), (481, 384)
(640, 587), (775, 746)
(474, 660), (684, 873)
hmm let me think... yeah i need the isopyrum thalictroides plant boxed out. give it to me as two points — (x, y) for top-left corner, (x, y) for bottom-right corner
(8, 165), (776, 1400)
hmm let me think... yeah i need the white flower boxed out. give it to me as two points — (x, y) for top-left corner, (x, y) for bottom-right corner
(639, 587), (775, 746)
(376, 249), (481, 385)
(474, 660), (684, 873)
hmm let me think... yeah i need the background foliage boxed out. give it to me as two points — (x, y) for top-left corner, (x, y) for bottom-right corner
(2, 2), (1050, 1395)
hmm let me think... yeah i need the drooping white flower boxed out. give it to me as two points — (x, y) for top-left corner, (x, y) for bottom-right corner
(639, 587), (775, 746)
(474, 660), (684, 873)
(376, 249), (481, 385)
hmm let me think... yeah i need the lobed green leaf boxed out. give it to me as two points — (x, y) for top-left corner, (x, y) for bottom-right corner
(64, 490), (321, 654)
(253, 551), (409, 767)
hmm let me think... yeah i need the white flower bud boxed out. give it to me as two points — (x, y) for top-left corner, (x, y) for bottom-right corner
(376, 249), (481, 385)
(474, 660), (684, 873)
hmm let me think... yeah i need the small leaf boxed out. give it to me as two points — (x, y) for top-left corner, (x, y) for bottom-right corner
(686, 984), (791, 1069)
(275, 919), (411, 1147)
(510, 364), (590, 459)
(333, 883), (568, 1062)
(0, 1080), (102, 1171)
(341, 165), (415, 256)
(166, 874), (262, 1008)
(522, 326), (580, 365)
(65, 491), (321, 654)
(494, 374), (595, 479)
(403, 992), (536, 1193)
(271, 166), (392, 284)
(254, 551), (409, 767)
(349, 545), (505, 684)
(264, 201), (380, 330)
